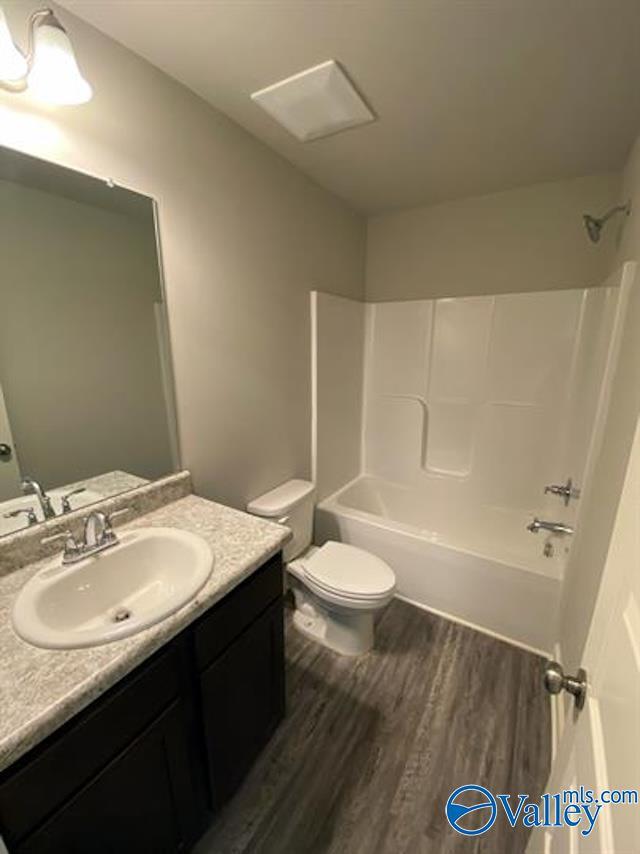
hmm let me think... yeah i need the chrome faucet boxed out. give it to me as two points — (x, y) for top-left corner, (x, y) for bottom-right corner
(42, 508), (129, 565)
(527, 518), (574, 536)
(60, 486), (87, 514)
(4, 507), (38, 527)
(544, 477), (580, 506)
(21, 477), (55, 520)
(83, 510), (118, 550)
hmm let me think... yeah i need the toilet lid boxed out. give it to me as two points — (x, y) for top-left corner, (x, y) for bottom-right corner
(303, 542), (395, 598)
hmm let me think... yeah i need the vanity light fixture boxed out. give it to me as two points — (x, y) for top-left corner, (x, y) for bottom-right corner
(0, 6), (92, 105)
(0, 7), (27, 82)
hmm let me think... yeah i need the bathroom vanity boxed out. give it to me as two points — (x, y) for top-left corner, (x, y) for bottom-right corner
(0, 480), (289, 854)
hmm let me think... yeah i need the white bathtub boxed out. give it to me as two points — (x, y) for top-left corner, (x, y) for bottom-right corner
(315, 476), (562, 654)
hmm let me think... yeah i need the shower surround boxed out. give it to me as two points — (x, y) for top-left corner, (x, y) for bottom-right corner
(312, 277), (624, 651)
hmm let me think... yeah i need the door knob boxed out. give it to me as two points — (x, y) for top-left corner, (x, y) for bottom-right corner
(0, 443), (12, 459)
(544, 660), (587, 711)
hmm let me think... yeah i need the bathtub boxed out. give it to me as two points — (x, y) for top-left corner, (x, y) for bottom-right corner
(315, 476), (562, 654)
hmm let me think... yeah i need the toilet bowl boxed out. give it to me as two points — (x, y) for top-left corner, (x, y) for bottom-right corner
(247, 480), (395, 655)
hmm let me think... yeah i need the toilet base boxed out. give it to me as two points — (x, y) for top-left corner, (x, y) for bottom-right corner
(290, 583), (375, 656)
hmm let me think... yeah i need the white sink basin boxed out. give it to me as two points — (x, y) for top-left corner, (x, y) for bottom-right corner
(12, 527), (213, 649)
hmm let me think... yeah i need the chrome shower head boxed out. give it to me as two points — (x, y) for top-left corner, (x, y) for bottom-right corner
(583, 213), (603, 243)
(583, 202), (631, 243)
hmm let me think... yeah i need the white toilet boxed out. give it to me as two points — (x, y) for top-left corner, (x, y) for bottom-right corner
(247, 479), (395, 655)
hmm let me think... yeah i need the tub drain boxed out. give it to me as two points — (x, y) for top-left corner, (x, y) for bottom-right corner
(113, 607), (132, 623)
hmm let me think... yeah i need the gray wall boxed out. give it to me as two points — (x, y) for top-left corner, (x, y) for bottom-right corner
(0, 178), (174, 488)
(366, 173), (620, 300)
(0, 1), (366, 510)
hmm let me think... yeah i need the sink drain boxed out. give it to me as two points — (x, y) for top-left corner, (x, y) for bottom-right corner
(113, 608), (132, 623)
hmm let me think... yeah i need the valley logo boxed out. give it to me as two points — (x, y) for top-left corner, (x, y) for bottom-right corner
(445, 784), (638, 838)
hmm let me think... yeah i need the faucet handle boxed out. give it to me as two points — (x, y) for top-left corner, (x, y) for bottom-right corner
(60, 487), (87, 514)
(544, 477), (580, 506)
(4, 507), (38, 526)
(105, 508), (130, 528)
(100, 508), (131, 542)
(41, 529), (82, 559)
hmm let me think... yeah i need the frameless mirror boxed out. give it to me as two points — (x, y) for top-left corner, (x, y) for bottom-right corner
(0, 146), (179, 537)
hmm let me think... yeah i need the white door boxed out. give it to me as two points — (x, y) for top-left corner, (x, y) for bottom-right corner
(0, 383), (20, 501)
(528, 416), (640, 853)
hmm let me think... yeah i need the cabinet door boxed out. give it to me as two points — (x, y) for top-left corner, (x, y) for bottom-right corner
(17, 702), (198, 854)
(200, 597), (285, 807)
(0, 643), (184, 846)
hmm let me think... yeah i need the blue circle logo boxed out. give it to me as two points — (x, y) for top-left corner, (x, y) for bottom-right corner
(446, 784), (497, 836)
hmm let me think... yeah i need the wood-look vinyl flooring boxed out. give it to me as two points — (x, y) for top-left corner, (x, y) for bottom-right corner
(195, 598), (550, 854)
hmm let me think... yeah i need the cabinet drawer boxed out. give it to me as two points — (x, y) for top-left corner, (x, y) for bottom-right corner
(194, 553), (282, 671)
(0, 642), (184, 845)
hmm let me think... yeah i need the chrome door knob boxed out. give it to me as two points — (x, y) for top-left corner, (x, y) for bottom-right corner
(0, 443), (12, 459)
(544, 660), (587, 711)
(544, 661), (565, 694)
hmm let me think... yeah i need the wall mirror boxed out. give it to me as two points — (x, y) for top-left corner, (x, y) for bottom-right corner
(0, 146), (179, 538)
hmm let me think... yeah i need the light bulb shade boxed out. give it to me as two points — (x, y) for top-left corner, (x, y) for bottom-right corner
(0, 7), (28, 82)
(27, 19), (92, 105)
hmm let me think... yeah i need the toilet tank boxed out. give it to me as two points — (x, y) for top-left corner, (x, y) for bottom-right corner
(247, 479), (315, 561)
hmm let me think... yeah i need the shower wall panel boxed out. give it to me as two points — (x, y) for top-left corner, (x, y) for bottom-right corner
(363, 287), (618, 513)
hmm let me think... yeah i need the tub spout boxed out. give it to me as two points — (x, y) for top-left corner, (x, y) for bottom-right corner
(527, 517), (574, 536)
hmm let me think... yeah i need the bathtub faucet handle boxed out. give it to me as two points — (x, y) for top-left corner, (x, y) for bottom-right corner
(544, 477), (580, 506)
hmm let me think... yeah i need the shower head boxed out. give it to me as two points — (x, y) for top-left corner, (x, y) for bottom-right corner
(583, 213), (604, 243)
(583, 202), (631, 243)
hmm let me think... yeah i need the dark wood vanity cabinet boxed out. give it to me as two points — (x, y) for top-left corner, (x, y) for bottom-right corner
(0, 554), (285, 854)
(200, 598), (285, 808)
(15, 701), (198, 854)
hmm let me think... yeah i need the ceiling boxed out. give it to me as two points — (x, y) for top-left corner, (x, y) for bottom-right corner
(60, 1), (640, 214)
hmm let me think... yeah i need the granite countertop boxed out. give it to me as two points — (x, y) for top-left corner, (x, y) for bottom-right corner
(0, 494), (289, 773)
(64, 469), (149, 499)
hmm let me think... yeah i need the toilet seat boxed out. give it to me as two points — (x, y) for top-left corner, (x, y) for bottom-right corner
(301, 542), (395, 602)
